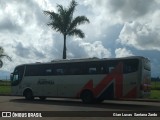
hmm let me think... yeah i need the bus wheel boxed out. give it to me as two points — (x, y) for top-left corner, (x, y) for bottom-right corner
(24, 89), (34, 100)
(39, 97), (46, 101)
(81, 90), (94, 104)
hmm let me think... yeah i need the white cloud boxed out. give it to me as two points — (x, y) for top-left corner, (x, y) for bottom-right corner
(106, 0), (156, 21)
(68, 39), (111, 58)
(118, 21), (160, 51)
(115, 48), (134, 58)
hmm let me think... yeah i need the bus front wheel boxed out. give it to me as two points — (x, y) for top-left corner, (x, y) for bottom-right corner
(80, 90), (94, 104)
(24, 89), (34, 100)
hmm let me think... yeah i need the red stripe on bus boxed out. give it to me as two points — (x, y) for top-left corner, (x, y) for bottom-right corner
(77, 62), (123, 98)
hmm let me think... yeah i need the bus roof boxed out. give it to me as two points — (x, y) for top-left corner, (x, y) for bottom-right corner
(16, 56), (149, 67)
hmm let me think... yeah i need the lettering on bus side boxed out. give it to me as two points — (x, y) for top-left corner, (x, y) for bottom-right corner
(37, 79), (54, 85)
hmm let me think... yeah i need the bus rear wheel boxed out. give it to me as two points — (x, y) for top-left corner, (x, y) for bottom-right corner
(80, 90), (94, 104)
(24, 89), (34, 100)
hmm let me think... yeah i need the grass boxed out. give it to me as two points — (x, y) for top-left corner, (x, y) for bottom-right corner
(0, 80), (11, 95)
(151, 81), (160, 90)
(0, 80), (11, 86)
(0, 85), (11, 95)
(149, 90), (160, 99)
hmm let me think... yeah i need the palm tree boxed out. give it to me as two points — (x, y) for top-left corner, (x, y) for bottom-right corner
(44, 0), (90, 59)
(0, 47), (12, 68)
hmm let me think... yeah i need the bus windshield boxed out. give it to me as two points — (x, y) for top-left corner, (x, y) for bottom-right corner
(11, 66), (25, 86)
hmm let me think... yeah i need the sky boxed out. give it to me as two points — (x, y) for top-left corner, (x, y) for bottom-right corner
(0, 0), (160, 77)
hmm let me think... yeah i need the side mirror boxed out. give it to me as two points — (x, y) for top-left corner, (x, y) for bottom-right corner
(10, 73), (13, 80)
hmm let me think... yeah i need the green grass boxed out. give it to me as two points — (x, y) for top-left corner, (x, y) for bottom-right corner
(151, 81), (160, 90)
(149, 90), (160, 99)
(0, 80), (11, 95)
(0, 85), (11, 95)
(0, 80), (11, 86)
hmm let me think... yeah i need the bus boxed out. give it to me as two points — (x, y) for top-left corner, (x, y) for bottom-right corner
(10, 56), (151, 103)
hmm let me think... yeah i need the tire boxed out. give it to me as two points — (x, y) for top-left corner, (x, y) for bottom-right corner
(24, 89), (34, 100)
(39, 97), (46, 101)
(81, 90), (94, 104)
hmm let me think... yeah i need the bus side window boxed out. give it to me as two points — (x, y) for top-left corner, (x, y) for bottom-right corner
(67, 63), (82, 75)
(88, 67), (97, 74)
(45, 69), (53, 75)
(56, 69), (64, 75)
(86, 61), (107, 74)
(69, 68), (81, 75)
(109, 67), (115, 73)
(123, 59), (139, 73)
(107, 60), (118, 73)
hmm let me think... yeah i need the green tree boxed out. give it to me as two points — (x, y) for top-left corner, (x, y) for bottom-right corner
(0, 47), (12, 68)
(44, 0), (90, 59)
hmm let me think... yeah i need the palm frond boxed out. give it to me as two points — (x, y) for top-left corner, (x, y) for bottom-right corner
(0, 54), (12, 61)
(67, 16), (90, 33)
(44, 10), (64, 34)
(57, 4), (64, 14)
(68, 29), (85, 38)
(44, 11), (60, 22)
(0, 47), (12, 62)
(67, 0), (77, 16)
(47, 22), (63, 33)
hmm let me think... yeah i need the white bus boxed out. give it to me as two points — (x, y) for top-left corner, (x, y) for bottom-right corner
(10, 56), (151, 103)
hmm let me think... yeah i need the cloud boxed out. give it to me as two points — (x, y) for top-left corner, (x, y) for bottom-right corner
(68, 39), (111, 58)
(0, 17), (23, 33)
(0, 0), (54, 71)
(106, 0), (156, 21)
(115, 48), (134, 58)
(14, 42), (46, 59)
(118, 21), (160, 51)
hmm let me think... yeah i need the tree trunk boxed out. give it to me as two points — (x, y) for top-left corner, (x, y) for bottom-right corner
(63, 34), (67, 59)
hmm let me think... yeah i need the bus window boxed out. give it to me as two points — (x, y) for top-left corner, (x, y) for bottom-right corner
(11, 66), (24, 86)
(53, 63), (67, 75)
(69, 68), (80, 75)
(123, 59), (139, 73)
(25, 65), (39, 76)
(85, 62), (96, 74)
(56, 68), (64, 75)
(46, 69), (52, 74)
(85, 61), (106, 74)
(107, 60), (118, 73)
(109, 67), (115, 73)
(88, 67), (97, 74)
(65, 62), (83, 75)
(25, 64), (54, 76)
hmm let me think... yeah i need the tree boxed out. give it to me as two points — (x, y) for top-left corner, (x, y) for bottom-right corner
(0, 47), (12, 68)
(44, 0), (90, 59)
